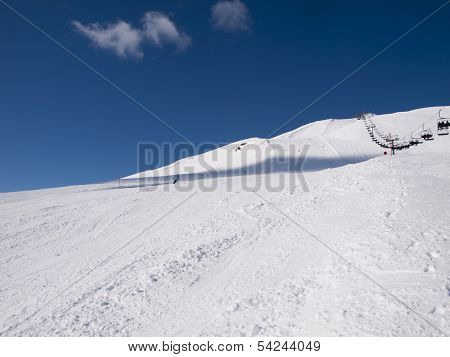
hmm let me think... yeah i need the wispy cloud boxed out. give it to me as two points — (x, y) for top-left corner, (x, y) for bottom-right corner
(72, 12), (191, 60)
(211, 0), (252, 34)
(72, 20), (143, 59)
(141, 12), (191, 52)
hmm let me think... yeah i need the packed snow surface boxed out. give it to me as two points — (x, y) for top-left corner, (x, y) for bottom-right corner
(0, 107), (449, 336)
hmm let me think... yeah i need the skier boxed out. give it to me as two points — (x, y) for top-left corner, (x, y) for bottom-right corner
(173, 174), (180, 184)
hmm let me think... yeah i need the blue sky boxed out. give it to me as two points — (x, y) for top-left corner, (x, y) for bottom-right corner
(0, 0), (449, 192)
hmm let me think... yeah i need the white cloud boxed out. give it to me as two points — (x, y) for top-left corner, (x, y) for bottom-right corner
(141, 12), (191, 52)
(211, 0), (252, 34)
(72, 20), (143, 59)
(72, 12), (191, 60)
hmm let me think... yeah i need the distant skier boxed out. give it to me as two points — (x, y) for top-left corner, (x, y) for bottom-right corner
(173, 174), (180, 184)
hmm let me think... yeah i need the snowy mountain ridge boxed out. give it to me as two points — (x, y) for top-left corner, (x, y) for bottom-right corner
(124, 106), (450, 181)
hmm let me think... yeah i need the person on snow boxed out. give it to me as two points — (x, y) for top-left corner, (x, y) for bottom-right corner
(173, 174), (180, 184)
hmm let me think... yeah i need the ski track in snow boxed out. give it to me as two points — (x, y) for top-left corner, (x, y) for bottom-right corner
(0, 107), (449, 336)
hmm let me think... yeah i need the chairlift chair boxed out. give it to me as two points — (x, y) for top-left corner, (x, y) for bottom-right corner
(400, 138), (410, 149)
(437, 124), (449, 136)
(409, 132), (423, 146)
(437, 110), (450, 136)
(437, 128), (449, 136)
(421, 129), (434, 141)
(420, 124), (434, 141)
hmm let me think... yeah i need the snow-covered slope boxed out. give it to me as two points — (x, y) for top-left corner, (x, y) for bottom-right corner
(124, 106), (449, 180)
(1, 106), (449, 337)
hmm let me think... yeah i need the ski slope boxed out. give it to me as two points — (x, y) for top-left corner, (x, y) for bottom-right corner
(0, 107), (449, 336)
(124, 107), (449, 183)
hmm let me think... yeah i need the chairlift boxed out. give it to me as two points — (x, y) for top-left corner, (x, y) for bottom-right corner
(437, 109), (450, 136)
(420, 124), (434, 141)
(386, 134), (399, 142)
(409, 132), (423, 146)
(437, 127), (449, 136)
(421, 130), (434, 141)
(356, 112), (369, 121)
(400, 138), (410, 149)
